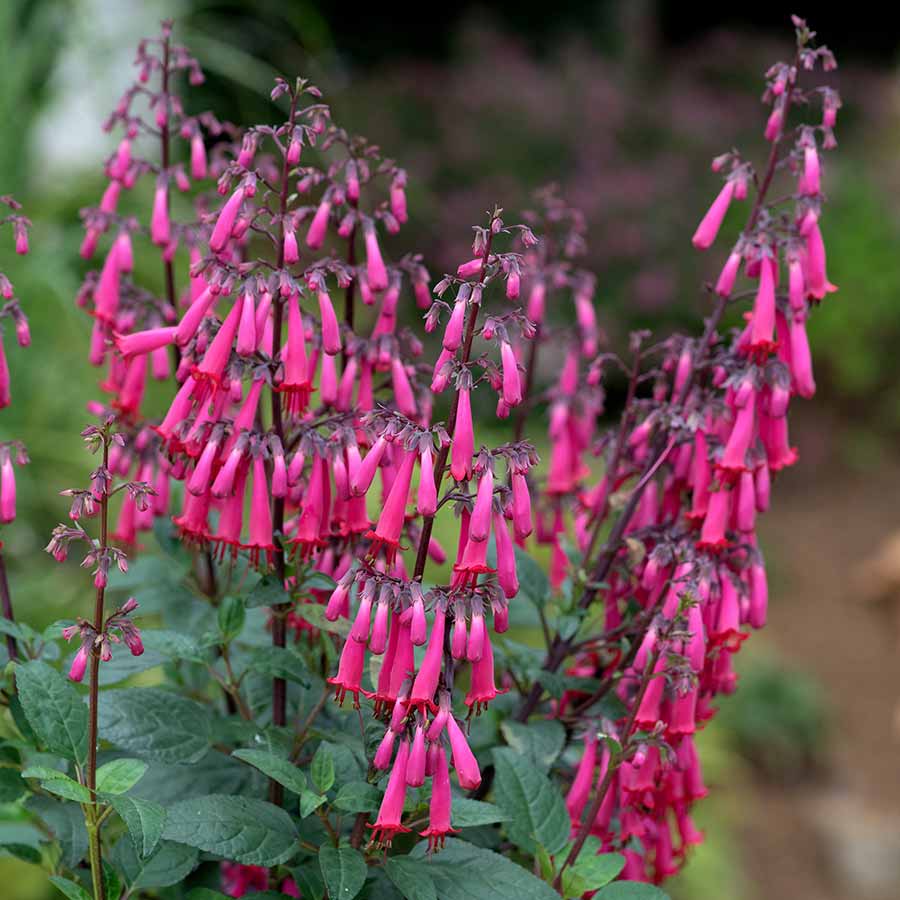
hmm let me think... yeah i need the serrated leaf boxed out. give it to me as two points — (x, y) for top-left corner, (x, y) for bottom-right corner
(98, 688), (212, 764)
(311, 744), (335, 793)
(563, 852), (626, 897)
(290, 864), (325, 900)
(245, 576), (290, 609)
(48, 876), (91, 900)
(319, 846), (367, 900)
(302, 571), (337, 593)
(232, 749), (306, 795)
(407, 839), (560, 900)
(500, 719), (565, 771)
(96, 758), (148, 795)
(247, 646), (310, 685)
(492, 747), (570, 854)
(163, 794), (298, 866)
(112, 836), (199, 888)
(333, 780), (380, 813)
(450, 798), (510, 828)
(218, 596), (247, 641)
(291, 602), (351, 637)
(299, 790), (326, 818)
(111, 795), (166, 857)
(25, 797), (87, 868)
(0, 767), (25, 802)
(140, 629), (204, 661)
(15, 661), (88, 763)
(385, 856), (437, 900)
(21, 766), (91, 803)
(595, 883), (670, 900)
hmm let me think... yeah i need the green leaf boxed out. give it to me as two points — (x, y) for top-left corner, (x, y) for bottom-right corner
(333, 780), (381, 813)
(48, 876), (91, 900)
(515, 546), (551, 608)
(140, 629), (204, 661)
(218, 596), (247, 641)
(407, 839), (560, 900)
(562, 852), (626, 898)
(450, 798), (510, 828)
(318, 846), (367, 900)
(310, 743), (335, 793)
(25, 796), (87, 868)
(0, 842), (42, 863)
(492, 747), (570, 854)
(247, 646), (310, 685)
(111, 795), (166, 857)
(302, 571), (338, 593)
(0, 767), (25, 802)
(594, 884), (670, 900)
(245, 575), (290, 609)
(299, 790), (327, 818)
(21, 766), (91, 803)
(232, 749), (306, 795)
(112, 836), (199, 888)
(103, 860), (123, 900)
(385, 856), (437, 900)
(500, 719), (566, 771)
(15, 661), (88, 763)
(290, 864), (325, 900)
(187, 891), (232, 900)
(98, 688), (212, 764)
(96, 758), (148, 795)
(291, 602), (351, 637)
(163, 794), (298, 866)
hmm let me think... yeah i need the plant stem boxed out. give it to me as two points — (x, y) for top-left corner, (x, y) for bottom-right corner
(86, 437), (110, 900)
(0, 551), (18, 661)
(269, 87), (300, 807)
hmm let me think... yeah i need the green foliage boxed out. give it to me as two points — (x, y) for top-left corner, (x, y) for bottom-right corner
(109, 795), (166, 858)
(98, 688), (213, 764)
(318, 846), (367, 900)
(14, 661), (88, 763)
(163, 795), (298, 866)
(491, 747), (570, 855)
(232, 749), (307, 795)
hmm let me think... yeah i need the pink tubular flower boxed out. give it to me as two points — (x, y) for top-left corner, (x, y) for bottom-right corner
(442, 298), (466, 351)
(566, 733), (597, 822)
(116, 326), (176, 360)
(747, 255), (777, 357)
(190, 133), (207, 179)
(446, 714), (481, 790)
(500, 340), (522, 406)
(469, 466), (494, 543)
(306, 198), (331, 249)
(150, 183), (170, 247)
(420, 746), (459, 850)
(364, 221), (389, 291)
(465, 631), (505, 711)
(317, 290), (341, 356)
(68, 645), (90, 683)
(493, 509), (518, 599)
(368, 738), (412, 845)
(209, 186), (245, 254)
(715, 250), (742, 298)
(0, 455), (16, 523)
(409, 606), (446, 709)
(245, 456), (274, 567)
(366, 448), (415, 562)
(328, 631), (367, 706)
(692, 180), (736, 250)
(417, 445), (437, 516)
(450, 386), (474, 482)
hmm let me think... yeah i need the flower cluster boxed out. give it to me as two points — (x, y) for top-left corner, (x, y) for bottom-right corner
(534, 18), (840, 885)
(0, 196), (31, 528)
(75, 21), (236, 548)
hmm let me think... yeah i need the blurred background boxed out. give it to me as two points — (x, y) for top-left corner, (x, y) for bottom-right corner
(3, 1), (900, 898)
